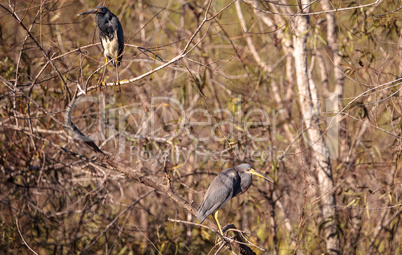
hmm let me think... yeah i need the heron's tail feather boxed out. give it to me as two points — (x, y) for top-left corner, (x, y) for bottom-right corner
(197, 204), (207, 223)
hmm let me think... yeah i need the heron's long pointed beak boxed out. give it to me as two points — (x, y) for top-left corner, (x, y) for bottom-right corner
(249, 168), (274, 182)
(77, 9), (99, 16)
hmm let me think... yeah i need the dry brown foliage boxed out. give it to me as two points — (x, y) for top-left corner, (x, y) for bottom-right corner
(0, 1), (401, 254)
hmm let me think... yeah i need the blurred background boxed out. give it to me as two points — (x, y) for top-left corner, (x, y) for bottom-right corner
(0, 0), (401, 254)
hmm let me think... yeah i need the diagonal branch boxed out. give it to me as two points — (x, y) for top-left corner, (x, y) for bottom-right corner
(86, 0), (237, 90)
(0, 4), (72, 101)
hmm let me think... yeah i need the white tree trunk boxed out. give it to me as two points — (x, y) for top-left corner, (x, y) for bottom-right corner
(292, 1), (340, 254)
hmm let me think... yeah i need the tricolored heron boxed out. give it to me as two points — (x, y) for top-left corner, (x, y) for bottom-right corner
(78, 6), (124, 91)
(197, 163), (273, 235)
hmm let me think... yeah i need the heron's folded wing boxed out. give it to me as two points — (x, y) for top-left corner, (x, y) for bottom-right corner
(197, 170), (239, 223)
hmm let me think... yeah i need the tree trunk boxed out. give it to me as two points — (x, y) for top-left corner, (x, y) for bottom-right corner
(292, 1), (340, 253)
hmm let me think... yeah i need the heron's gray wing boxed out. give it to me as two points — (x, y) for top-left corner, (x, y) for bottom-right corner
(197, 169), (239, 223)
(115, 19), (124, 63)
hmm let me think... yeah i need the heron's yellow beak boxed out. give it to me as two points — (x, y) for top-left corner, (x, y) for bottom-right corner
(248, 167), (273, 182)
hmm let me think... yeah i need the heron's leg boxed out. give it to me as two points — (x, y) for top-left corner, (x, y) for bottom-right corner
(213, 210), (224, 236)
(99, 57), (108, 89)
(115, 60), (121, 92)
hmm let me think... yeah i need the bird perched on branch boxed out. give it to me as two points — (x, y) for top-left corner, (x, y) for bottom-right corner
(78, 6), (124, 91)
(197, 163), (273, 235)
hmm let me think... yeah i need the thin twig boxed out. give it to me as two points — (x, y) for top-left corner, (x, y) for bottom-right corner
(0, 4), (72, 101)
(86, 0), (237, 90)
(244, 0), (383, 16)
(80, 191), (156, 254)
(16, 218), (39, 255)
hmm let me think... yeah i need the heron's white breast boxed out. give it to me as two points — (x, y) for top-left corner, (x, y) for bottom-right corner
(101, 31), (119, 59)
